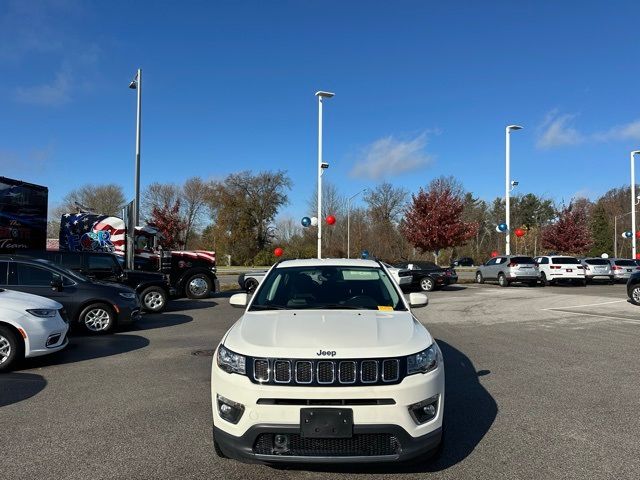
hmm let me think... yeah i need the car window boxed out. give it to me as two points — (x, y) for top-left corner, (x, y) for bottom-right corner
(88, 255), (117, 271)
(510, 256), (535, 264)
(585, 259), (609, 265)
(551, 257), (580, 264)
(615, 260), (636, 267)
(485, 259), (496, 266)
(61, 252), (82, 270)
(250, 266), (405, 311)
(14, 263), (57, 286)
(0, 262), (7, 285)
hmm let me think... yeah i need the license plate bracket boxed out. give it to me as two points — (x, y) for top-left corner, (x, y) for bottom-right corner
(300, 408), (353, 438)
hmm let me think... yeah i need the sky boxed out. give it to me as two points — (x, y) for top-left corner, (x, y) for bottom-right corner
(2, 0), (640, 223)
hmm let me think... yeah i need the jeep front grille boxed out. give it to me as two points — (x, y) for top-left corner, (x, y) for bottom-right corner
(247, 357), (406, 387)
(254, 433), (400, 457)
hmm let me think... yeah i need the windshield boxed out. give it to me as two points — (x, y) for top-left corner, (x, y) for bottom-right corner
(249, 265), (406, 311)
(585, 259), (609, 265)
(510, 256), (535, 264)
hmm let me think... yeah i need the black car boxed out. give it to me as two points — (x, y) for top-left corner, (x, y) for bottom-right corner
(22, 250), (172, 313)
(450, 257), (475, 267)
(627, 271), (640, 305)
(0, 255), (140, 333)
(393, 260), (458, 292)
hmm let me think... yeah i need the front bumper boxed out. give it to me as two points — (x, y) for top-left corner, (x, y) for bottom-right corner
(214, 423), (442, 464)
(211, 354), (445, 463)
(116, 302), (141, 325)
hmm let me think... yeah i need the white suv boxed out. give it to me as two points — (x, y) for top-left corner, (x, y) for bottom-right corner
(211, 259), (444, 465)
(0, 288), (69, 371)
(534, 256), (586, 286)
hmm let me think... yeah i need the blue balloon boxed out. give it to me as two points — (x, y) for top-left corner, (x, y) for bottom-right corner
(498, 223), (508, 232)
(301, 216), (311, 227)
(625, 231), (633, 239)
(361, 250), (369, 259)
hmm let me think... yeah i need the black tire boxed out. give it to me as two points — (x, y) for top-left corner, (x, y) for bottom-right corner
(540, 272), (550, 287)
(245, 278), (259, 294)
(631, 286), (640, 305)
(475, 272), (484, 284)
(185, 273), (212, 299)
(0, 325), (22, 372)
(141, 286), (167, 313)
(581, 279), (587, 287)
(79, 303), (116, 334)
(528, 280), (538, 287)
(212, 429), (228, 459)
(419, 277), (435, 292)
(498, 273), (509, 287)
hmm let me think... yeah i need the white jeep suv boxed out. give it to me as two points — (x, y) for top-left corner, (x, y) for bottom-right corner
(211, 258), (444, 465)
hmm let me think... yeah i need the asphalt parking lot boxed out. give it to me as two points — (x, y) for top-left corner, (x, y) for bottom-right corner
(1, 282), (639, 480)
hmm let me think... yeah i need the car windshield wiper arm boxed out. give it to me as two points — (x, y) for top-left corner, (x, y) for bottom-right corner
(249, 305), (288, 310)
(304, 304), (373, 310)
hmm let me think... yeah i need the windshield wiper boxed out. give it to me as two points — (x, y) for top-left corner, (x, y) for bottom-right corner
(303, 304), (372, 310)
(249, 304), (289, 311)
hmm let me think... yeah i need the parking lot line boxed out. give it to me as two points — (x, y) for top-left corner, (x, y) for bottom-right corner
(544, 308), (640, 322)
(542, 300), (627, 310)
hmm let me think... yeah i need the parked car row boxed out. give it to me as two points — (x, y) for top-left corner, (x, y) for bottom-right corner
(475, 254), (640, 287)
(0, 251), (215, 371)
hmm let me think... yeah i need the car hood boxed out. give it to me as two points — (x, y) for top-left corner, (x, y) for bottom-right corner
(0, 288), (62, 313)
(223, 310), (432, 359)
(89, 280), (137, 294)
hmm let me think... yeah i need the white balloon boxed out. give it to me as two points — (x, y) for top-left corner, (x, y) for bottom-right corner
(601, 253), (609, 259)
(310, 217), (318, 226)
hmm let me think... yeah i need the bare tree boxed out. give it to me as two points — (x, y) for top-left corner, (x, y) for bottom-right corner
(182, 177), (212, 249)
(140, 182), (180, 223)
(58, 184), (126, 216)
(364, 182), (408, 224)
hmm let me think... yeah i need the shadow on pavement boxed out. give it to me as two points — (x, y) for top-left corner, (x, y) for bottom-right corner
(20, 334), (150, 369)
(128, 313), (193, 331)
(0, 372), (47, 407)
(165, 299), (219, 312)
(440, 285), (468, 292)
(274, 340), (497, 475)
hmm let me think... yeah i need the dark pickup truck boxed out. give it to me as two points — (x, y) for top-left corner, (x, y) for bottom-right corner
(22, 251), (172, 313)
(393, 260), (458, 292)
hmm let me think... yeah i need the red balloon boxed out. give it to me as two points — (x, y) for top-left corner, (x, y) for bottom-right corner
(636, 231), (640, 239)
(636, 253), (640, 260)
(274, 247), (283, 257)
(326, 215), (336, 225)
(514, 228), (525, 238)
(491, 250), (499, 258)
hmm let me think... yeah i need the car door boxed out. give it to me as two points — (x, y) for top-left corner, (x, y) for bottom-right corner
(481, 258), (497, 279)
(6, 261), (78, 306)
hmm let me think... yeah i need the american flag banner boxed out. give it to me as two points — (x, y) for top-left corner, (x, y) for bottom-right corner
(59, 213), (126, 253)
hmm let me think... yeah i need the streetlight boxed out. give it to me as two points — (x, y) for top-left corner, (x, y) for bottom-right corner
(129, 68), (142, 226)
(347, 189), (366, 258)
(631, 150), (640, 259)
(505, 125), (523, 255)
(315, 90), (334, 259)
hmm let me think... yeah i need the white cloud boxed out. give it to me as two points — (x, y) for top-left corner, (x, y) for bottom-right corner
(536, 110), (585, 149)
(349, 132), (434, 180)
(14, 70), (71, 106)
(593, 120), (640, 142)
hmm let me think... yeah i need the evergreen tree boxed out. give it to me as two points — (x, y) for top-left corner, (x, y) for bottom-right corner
(589, 202), (613, 256)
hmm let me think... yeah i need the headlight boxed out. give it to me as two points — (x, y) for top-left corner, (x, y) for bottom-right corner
(217, 345), (246, 375)
(119, 292), (137, 299)
(26, 309), (57, 318)
(407, 344), (438, 375)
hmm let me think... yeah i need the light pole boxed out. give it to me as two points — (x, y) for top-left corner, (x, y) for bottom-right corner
(347, 189), (365, 258)
(631, 150), (640, 259)
(129, 69), (142, 226)
(505, 125), (523, 255)
(614, 207), (639, 257)
(315, 90), (334, 259)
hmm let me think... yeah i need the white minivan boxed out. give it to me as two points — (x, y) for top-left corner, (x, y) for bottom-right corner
(0, 288), (69, 371)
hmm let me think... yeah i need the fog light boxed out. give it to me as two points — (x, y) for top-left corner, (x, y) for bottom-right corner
(409, 395), (439, 424)
(217, 395), (245, 424)
(273, 434), (290, 454)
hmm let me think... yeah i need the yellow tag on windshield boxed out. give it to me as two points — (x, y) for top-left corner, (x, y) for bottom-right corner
(378, 306), (393, 311)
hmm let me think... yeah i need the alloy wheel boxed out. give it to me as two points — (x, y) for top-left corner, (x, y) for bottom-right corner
(633, 287), (640, 304)
(189, 277), (208, 297)
(85, 308), (111, 332)
(144, 291), (165, 310)
(0, 335), (11, 365)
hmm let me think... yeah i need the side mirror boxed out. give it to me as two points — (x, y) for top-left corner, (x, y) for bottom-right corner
(408, 292), (428, 308)
(229, 293), (249, 308)
(51, 276), (63, 291)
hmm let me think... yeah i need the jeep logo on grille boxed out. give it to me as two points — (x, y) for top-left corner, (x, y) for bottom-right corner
(316, 350), (337, 357)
